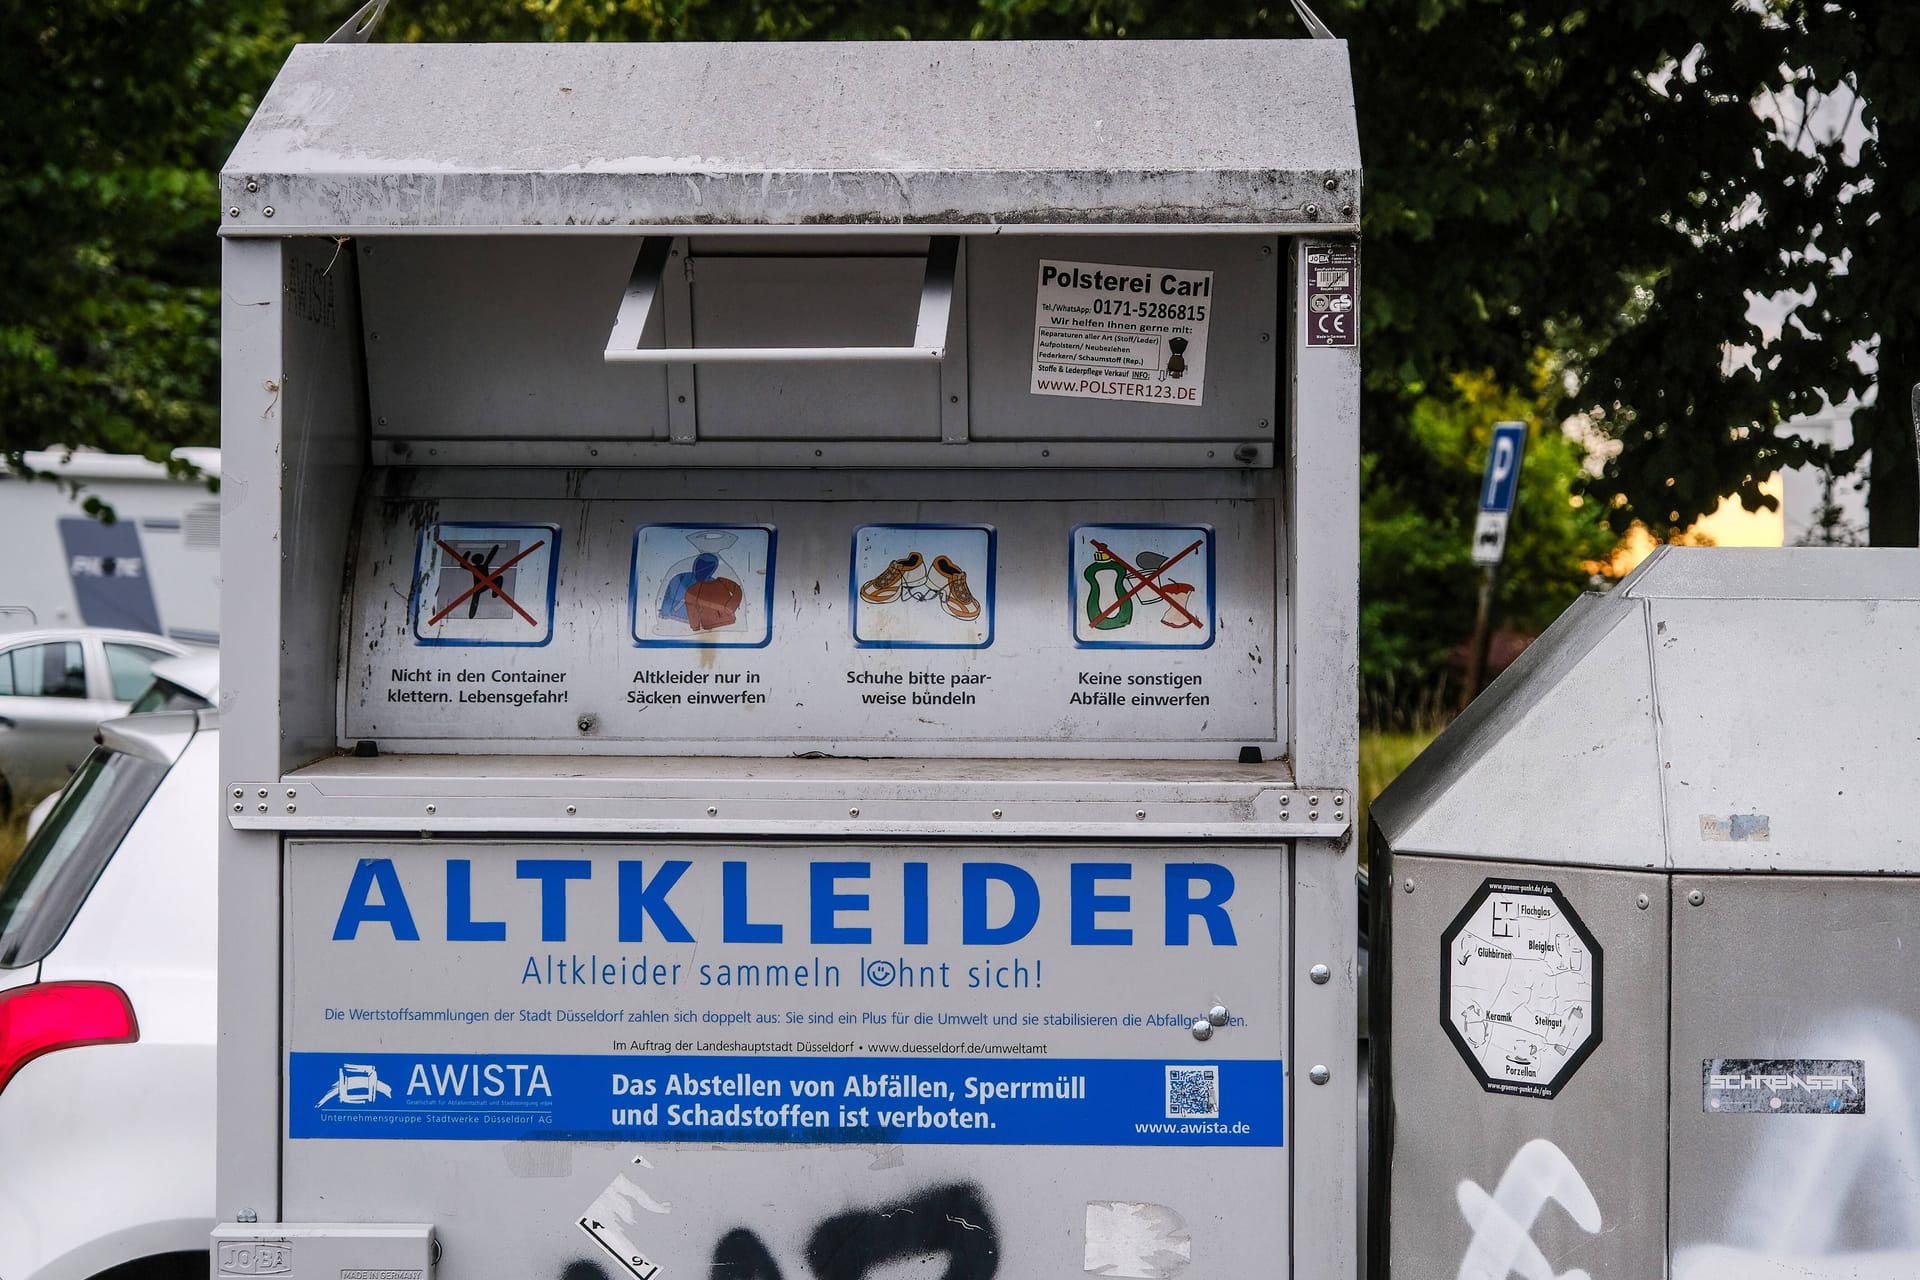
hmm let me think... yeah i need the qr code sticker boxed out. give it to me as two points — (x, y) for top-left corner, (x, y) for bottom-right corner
(1165, 1065), (1220, 1119)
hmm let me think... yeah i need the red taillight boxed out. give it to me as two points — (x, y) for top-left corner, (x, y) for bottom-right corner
(0, 981), (139, 1097)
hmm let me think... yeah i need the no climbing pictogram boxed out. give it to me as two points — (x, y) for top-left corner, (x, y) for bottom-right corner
(412, 522), (561, 647)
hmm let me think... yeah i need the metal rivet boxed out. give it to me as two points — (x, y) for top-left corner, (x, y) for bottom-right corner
(1323, 177), (1339, 192)
(425, 804), (436, 815)
(228, 207), (240, 218)
(1340, 203), (1355, 217)
(814, 449), (823, 458)
(1259, 332), (1271, 344)
(949, 395), (960, 404)
(706, 806), (718, 817)
(370, 332), (379, 342)
(246, 180), (259, 193)
(1257, 419), (1270, 430)
(1040, 449), (1051, 458)
(286, 789), (297, 799)
(1260, 244), (1273, 256)
(237, 1208), (258, 1224)
(286, 804), (296, 814)
(1135, 810), (1147, 821)
(1636, 893), (1651, 910)
(1688, 889), (1705, 907)
(1308, 796), (1319, 806)
(1310, 964), (1331, 984)
(377, 417), (389, 428)
(233, 803), (243, 813)
(256, 804), (267, 813)
(849, 807), (860, 818)
(991, 809), (1003, 820)
(1403, 879), (1416, 895)
(1309, 1065), (1331, 1086)
(1279, 795), (1290, 806)
(262, 206), (274, 217)
(566, 805), (577, 816)
(256, 789), (267, 798)
(1207, 1005), (1229, 1027)
(1304, 203), (1321, 219)
(232, 788), (244, 799)
(1190, 1019), (1213, 1042)
(1308, 810), (1318, 821)
(589, 448), (599, 457)
(677, 394), (687, 404)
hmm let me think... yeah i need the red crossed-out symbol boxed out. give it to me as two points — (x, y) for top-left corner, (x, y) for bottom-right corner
(1089, 537), (1205, 630)
(426, 536), (545, 628)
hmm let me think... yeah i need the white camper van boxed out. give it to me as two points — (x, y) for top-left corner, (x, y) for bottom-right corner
(0, 449), (222, 646)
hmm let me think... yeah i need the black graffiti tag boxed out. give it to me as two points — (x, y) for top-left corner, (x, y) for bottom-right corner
(805, 1182), (998, 1280)
(565, 1181), (998, 1280)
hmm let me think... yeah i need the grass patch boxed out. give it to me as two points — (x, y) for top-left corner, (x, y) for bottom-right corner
(0, 790), (53, 886)
(1358, 730), (1441, 864)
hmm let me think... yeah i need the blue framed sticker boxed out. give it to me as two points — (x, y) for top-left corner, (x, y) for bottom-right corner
(1070, 524), (1214, 649)
(630, 524), (777, 649)
(411, 523), (561, 648)
(850, 524), (995, 650)
(289, 1052), (1283, 1147)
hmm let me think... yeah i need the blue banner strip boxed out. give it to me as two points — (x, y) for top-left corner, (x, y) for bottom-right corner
(290, 1053), (1283, 1147)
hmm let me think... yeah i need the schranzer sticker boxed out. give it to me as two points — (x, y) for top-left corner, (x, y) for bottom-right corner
(1030, 259), (1212, 407)
(1704, 1058), (1866, 1114)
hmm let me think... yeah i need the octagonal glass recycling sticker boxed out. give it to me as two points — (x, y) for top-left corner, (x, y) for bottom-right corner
(1441, 877), (1602, 1099)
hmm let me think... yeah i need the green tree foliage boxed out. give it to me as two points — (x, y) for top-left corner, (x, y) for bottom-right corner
(1360, 371), (1616, 726)
(0, 1), (290, 499)
(5, 0), (1905, 713)
(1334, 0), (1914, 545)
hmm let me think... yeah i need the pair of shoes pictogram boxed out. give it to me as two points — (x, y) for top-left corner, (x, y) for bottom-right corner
(859, 552), (982, 621)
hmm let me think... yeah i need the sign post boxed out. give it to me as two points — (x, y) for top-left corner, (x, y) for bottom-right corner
(1461, 421), (1528, 710)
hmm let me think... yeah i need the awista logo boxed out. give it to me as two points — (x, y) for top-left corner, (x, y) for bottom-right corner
(317, 1063), (392, 1107)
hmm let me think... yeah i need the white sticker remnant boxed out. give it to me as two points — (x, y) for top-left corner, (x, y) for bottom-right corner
(1700, 814), (1770, 842)
(1031, 260), (1212, 408)
(579, 1175), (670, 1280)
(1083, 1201), (1193, 1279)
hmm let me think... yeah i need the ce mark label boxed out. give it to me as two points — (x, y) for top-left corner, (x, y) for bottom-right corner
(1303, 245), (1358, 349)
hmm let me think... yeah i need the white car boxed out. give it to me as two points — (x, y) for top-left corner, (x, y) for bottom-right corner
(0, 692), (217, 1280)
(0, 628), (194, 815)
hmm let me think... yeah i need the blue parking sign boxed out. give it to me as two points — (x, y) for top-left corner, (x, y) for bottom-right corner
(1479, 422), (1528, 514)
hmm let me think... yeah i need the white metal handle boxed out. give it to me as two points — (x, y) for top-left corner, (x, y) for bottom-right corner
(603, 237), (957, 365)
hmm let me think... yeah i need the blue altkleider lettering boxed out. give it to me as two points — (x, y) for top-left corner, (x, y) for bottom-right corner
(618, 860), (694, 942)
(333, 858), (420, 941)
(447, 859), (505, 942)
(723, 860), (782, 943)
(330, 858), (1238, 946)
(1071, 863), (1132, 945)
(811, 862), (872, 944)
(516, 859), (591, 942)
(1166, 864), (1236, 945)
(961, 863), (1039, 944)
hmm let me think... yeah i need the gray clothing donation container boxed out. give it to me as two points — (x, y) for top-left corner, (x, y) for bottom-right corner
(1369, 546), (1920, 1280)
(215, 36), (1363, 1280)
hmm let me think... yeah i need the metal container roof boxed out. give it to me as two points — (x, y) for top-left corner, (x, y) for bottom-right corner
(1371, 547), (1920, 874)
(220, 39), (1361, 234)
